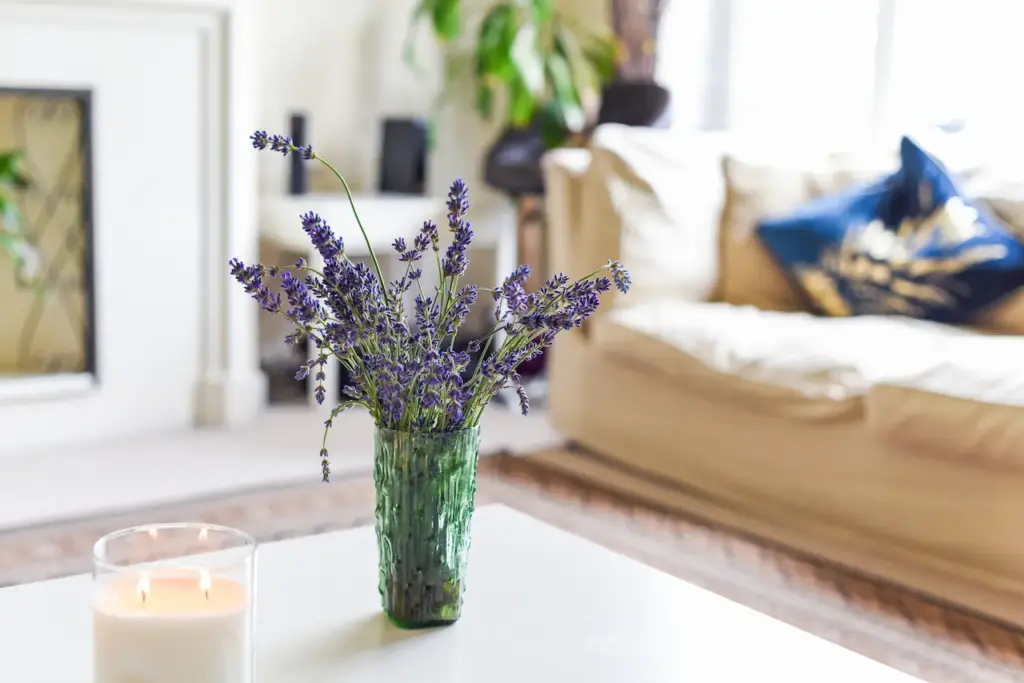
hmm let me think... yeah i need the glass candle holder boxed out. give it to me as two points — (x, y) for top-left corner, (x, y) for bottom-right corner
(92, 523), (256, 683)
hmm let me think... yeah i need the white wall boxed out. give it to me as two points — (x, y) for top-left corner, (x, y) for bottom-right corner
(253, 0), (534, 343)
(0, 0), (260, 451)
(255, 0), (503, 202)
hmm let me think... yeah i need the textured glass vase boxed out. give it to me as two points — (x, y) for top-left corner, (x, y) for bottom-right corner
(373, 426), (481, 629)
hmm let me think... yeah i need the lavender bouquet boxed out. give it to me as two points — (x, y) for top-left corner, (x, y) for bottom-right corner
(231, 131), (629, 627)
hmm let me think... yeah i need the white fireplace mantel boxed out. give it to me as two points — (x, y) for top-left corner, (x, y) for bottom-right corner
(0, 0), (265, 453)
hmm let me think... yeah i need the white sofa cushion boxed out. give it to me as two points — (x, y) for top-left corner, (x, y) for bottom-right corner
(592, 300), (971, 421)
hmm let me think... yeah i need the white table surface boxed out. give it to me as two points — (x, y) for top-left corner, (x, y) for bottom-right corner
(0, 505), (923, 683)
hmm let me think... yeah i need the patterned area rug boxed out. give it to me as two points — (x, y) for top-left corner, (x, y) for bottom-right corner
(1, 451), (1021, 683)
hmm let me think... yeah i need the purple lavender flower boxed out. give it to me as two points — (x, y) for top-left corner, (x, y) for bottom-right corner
(319, 448), (330, 481)
(301, 212), (343, 260)
(441, 179), (473, 277)
(446, 179), (469, 231)
(609, 260), (631, 293)
(228, 258), (281, 313)
(516, 383), (530, 416)
(420, 220), (439, 250)
(250, 130), (313, 159)
(234, 129), (631, 480)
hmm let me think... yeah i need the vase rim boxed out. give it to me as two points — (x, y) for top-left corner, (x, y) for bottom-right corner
(374, 424), (481, 437)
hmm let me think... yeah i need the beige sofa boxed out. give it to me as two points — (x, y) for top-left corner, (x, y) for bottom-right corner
(541, 124), (1024, 626)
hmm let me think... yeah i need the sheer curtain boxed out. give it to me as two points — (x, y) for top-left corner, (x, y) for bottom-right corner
(656, 0), (1023, 136)
(726, 0), (881, 133)
(882, 0), (1024, 133)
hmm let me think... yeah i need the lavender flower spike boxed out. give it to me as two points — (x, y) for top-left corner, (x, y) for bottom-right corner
(250, 130), (313, 159)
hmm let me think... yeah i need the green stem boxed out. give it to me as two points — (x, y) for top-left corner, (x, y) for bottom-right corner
(434, 248), (446, 317)
(309, 154), (391, 308)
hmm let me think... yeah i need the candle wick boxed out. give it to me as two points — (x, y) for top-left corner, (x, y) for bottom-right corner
(141, 591), (147, 604)
(204, 590), (209, 601)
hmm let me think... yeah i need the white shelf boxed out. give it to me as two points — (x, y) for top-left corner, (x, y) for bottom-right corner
(259, 194), (442, 256)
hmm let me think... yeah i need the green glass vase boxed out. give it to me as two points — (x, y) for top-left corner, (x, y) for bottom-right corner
(372, 426), (481, 629)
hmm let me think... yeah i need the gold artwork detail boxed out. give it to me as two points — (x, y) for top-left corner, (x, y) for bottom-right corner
(798, 189), (1005, 317)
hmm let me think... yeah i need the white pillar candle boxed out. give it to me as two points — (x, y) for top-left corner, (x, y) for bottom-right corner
(93, 569), (250, 683)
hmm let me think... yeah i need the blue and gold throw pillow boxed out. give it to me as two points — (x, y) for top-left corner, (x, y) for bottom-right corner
(756, 137), (1024, 322)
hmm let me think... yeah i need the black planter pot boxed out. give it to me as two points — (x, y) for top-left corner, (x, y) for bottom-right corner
(482, 122), (546, 197)
(597, 80), (672, 129)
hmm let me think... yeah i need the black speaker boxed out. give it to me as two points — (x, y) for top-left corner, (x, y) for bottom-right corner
(378, 118), (428, 194)
(288, 113), (308, 195)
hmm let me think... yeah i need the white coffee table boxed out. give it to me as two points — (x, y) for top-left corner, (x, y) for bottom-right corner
(0, 505), (922, 682)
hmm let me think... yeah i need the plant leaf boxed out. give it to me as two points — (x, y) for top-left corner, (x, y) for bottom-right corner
(0, 193), (19, 233)
(431, 0), (461, 41)
(529, 0), (554, 24)
(476, 83), (494, 120)
(583, 35), (619, 85)
(507, 76), (536, 128)
(0, 151), (21, 177)
(0, 151), (28, 189)
(510, 22), (545, 95)
(554, 23), (597, 94)
(538, 102), (570, 149)
(475, 4), (517, 80)
(545, 52), (585, 133)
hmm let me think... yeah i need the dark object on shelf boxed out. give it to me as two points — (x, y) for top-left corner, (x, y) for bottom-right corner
(288, 113), (308, 195)
(378, 118), (428, 194)
(483, 122), (545, 197)
(597, 80), (672, 129)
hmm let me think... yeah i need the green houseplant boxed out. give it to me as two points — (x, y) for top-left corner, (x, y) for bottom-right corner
(412, 0), (618, 148)
(0, 151), (37, 284)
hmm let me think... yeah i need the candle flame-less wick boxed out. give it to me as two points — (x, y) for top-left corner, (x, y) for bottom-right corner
(198, 568), (212, 601)
(136, 572), (151, 605)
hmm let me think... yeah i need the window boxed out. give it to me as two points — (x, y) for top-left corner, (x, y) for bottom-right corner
(727, 0), (880, 132)
(657, 0), (1024, 136)
(883, 0), (1024, 132)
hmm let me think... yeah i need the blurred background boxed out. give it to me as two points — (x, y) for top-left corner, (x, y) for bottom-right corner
(0, 2), (1023, 677)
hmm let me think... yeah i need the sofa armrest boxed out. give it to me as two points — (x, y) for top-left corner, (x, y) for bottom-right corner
(542, 148), (592, 286)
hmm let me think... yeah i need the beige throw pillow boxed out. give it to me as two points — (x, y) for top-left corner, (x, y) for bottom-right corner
(717, 156), (818, 312)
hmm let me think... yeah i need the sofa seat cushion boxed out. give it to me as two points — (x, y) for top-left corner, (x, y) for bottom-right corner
(866, 334), (1024, 466)
(592, 300), (961, 421)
